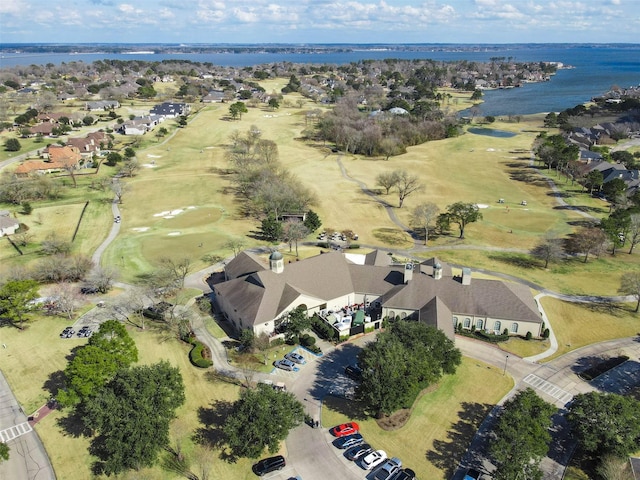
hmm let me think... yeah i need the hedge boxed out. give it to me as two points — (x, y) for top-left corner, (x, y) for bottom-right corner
(189, 341), (213, 368)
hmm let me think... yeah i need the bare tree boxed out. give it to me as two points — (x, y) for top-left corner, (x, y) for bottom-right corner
(394, 169), (424, 208)
(282, 220), (309, 257)
(619, 272), (640, 313)
(110, 179), (130, 204)
(411, 202), (440, 245)
(85, 265), (119, 293)
(530, 236), (565, 268)
(118, 159), (140, 177)
(159, 257), (192, 288)
(376, 171), (398, 195)
(628, 213), (640, 254)
(568, 227), (608, 263)
(50, 283), (82, 319)
(224, 238), (246, 257)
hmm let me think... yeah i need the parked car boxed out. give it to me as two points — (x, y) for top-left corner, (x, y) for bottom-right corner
(372, 457), (402, 480)
(345, 443), (372, 461)
(80, 286), (98, 294)
(284, 352), (306, 364)
(334, 433), (364, 449)
(331, 422), (359, 437)
(60, 327), (75, 338)
(361, 449), (387, 470)
(464, 468), (482, 480)
(274, 359), (298, 372)
(76, 326), (92, 337)
(252, 455), (286, 476)
(389, 468), (416, 480)
(344, 365), (362, 380)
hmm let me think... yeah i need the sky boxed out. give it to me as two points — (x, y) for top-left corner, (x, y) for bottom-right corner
(1, 0), (639, 45)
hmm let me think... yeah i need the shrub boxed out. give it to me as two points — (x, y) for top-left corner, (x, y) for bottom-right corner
(195, 296), (212, 313)
(348, 244), (360, 249)
(300, 334), (316, 347)
(21, 202), (32, 215)
(542, 328), (550, 339)
(503, 328), (509, 336)
(307, 345), (322, 355)
(525, 331), (532, 340)
(189, 341), (213, 368)
(269, 337), (285, 347)
(311, 316), (336, 340)
(286, 335), (299, 346)
(364, 326), (375, 334)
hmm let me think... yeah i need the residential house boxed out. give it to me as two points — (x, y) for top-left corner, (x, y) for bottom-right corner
(202, 90), (227, 103)
(15, 145), (82, 176)
(67, 131), (108, 159)
(85, 100), (120, 111)
(150, 102), (190, 118)
(213, 250), (543, 341)
(0, 211), (19, 237)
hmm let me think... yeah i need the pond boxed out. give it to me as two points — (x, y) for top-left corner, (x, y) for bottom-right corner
(468, 127), (517, 138)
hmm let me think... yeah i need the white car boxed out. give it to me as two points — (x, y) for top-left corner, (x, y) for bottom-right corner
(361, 449), (387, 470)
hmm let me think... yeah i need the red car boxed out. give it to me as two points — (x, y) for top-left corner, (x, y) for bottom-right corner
(331, 422), (360, 437)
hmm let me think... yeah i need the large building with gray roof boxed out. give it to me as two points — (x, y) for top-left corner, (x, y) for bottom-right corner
(213, 250), (543, 341)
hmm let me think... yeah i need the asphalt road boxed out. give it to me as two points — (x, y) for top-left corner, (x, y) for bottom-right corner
(0, 371), (55, 480)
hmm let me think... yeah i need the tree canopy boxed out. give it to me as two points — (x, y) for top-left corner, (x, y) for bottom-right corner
(0, 279), (39, 329)
(568, 392), (640, 458)
(445, 202), (483, 239)
(489, 388), (556, 480)
(84, 361), (185, 475)
(58, 320), (138, 406)
(356, 321), (461, 416)
(223, 384), (305, 458)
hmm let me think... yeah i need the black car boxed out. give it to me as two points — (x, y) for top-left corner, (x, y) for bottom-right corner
(77, 326), (92, 337)
(345, 443), (372, 461)
(253, 455), (285, 476)
(344, 365), (363, 381)
(60, 327), (75, 338)
(389, 468), (416, 480)
(80, 286), (98, 294)
(334, 433), (364, 449)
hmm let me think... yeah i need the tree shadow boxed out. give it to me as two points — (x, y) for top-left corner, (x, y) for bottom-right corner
(307, 343), (369, 421)
(55, 408), (92, 438)
(426, 401), (494, 478)
(43, 370), (66, 397)
(487, 253), (538, 269)
(193, 400), (234, 460)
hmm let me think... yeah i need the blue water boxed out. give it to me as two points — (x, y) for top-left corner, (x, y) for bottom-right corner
(1, 44), (639, 115)
(468, 128), (516, 138)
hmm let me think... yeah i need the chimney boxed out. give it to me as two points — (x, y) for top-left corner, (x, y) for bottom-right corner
(461, 267), (471, 285)
(403, 263), (414, 284)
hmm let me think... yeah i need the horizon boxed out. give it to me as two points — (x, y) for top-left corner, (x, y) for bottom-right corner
(1, 0), (638, 44)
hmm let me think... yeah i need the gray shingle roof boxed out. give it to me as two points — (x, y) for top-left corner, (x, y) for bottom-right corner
(217, 250), (541, 328)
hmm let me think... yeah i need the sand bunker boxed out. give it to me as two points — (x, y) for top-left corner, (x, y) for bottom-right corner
(153, 209), (184, 218)
(141, 163), (157, 168)
(486, 148), (496, 152)
(476, 204), (489, 209)
(147, 154), (162, 158)
(132, 227), (150, 232)
(168, 232), (181, 236)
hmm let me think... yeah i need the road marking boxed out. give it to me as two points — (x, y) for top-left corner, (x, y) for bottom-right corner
(0, 421), (33, 442)
(523, 374), (573, 404)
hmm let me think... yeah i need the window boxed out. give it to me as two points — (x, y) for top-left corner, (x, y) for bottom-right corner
(464, 318), (471, 328)
(453, 316), (458, 327)
(400, 312), (406, 319)
(476, 319), (483, 330)
(388, 311), (395, 320)
(510, 323), (519, 333)
(494, 320), (501, 332)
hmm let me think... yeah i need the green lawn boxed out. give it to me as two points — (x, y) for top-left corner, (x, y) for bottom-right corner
(539, 296), (640, 361)
(322, 357), (513, 479)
